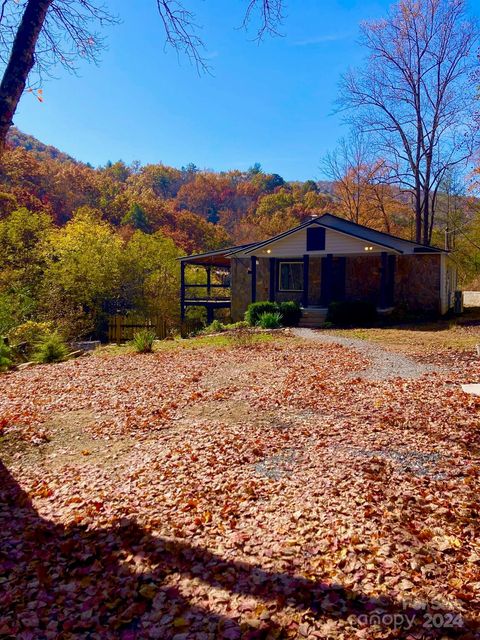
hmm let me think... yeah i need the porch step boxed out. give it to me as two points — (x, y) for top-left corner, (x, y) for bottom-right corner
(298, 307), (328, 328)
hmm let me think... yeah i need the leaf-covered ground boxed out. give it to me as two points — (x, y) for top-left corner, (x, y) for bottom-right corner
(1, 335), (479, 639)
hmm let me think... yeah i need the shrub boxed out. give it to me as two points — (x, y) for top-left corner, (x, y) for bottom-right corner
(245, 301), (279, 326)
(131, 328), (156, 353)
(327, 301), (377, 327)
(225, 321), (248, 330)
(202, 319), (225, 334)
(7, 321), (54, 357)
(258, 311), (283, 329)
(0, 338), (12, 372)
(278, 301), (302, 327)
(33, 332), (69, 364)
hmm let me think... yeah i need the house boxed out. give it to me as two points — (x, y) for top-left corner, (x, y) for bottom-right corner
(179, 213), (456, 326)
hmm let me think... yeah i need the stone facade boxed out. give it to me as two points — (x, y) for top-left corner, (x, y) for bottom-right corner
(308, 257), (323, 306)
(395, 254), (441, 312)
(256, 258), (270, 302)
(230, 258), (251, 321)
(345, 256), (382, 304)
(230, 253), (442, 320)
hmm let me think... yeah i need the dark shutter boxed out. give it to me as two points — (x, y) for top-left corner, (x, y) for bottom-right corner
(306, 227), (326, 251)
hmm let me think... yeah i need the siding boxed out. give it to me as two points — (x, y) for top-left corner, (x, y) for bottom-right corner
(240, 227), (395, 258)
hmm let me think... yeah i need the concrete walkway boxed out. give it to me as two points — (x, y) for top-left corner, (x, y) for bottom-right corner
(292, 328), (439, 381)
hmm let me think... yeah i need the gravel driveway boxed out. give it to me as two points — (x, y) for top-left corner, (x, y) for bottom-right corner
(292, 328), (439, 380)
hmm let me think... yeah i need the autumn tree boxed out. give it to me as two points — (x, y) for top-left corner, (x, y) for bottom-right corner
(176, 173), (235, 223)
(0, 0), (285, 151)
(324, 135), (414, 235)
(324, 135), (384, 227)
(339, 0), (479, 245)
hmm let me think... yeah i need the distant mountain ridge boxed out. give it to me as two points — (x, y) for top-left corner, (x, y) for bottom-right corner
(5, 128), (336, 190)
(6, 127), (78, 164)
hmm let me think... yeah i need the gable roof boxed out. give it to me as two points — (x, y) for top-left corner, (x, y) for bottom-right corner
(319, 213), (445, 254)
(178, 242), (258, 266)
(179, 213), (446, 263)
(230, 213), (445, 256)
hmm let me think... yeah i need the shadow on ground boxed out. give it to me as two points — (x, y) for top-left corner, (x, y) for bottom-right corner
(0, 462), (475, 639)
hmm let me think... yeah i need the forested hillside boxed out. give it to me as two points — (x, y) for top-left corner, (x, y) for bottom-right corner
(6, 128), (77, 164)
(1, 130), (479, 342)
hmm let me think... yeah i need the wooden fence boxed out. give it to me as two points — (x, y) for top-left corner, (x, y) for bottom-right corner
(108, 315), (168, 343)
(107, 316), (202, 342)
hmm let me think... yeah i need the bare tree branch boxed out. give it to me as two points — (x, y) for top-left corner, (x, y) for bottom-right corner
(156, 0), (207, 73)
(339, 0), (479, 244)
(242, 0), (284, 39)
(0, 0), (286, 148)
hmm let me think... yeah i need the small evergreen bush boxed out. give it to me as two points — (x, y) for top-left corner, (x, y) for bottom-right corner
(8, 321), (53, 357)
(245, 301), (279, 326)
(278, 301), (302, 327)
(327, 301), (377, 327)
(0, 338), (12, 372)
(226, 321), (248, 330)
(258, 311), (283, 329)
(132, 328), (156, 353)
(33, 332), (69, 364)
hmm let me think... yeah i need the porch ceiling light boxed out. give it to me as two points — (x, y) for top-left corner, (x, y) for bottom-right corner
(266, 249), (271, 254)
(364, 246), (374, 251)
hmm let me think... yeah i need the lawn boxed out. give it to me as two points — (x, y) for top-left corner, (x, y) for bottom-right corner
(327, 308), (480, 355)
(0, 332), (479, 639)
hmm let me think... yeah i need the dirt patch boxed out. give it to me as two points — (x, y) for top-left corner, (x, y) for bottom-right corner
(0, 409), (134, 469)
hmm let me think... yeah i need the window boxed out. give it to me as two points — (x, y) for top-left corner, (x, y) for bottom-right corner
(279, 261), (303, 291)
(306, 226), (325, 251)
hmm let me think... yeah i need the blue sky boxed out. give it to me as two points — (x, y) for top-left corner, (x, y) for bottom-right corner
(11, 0), (480, 180)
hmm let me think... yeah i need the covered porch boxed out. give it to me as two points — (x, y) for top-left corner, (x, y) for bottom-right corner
(179, 248), (232, 323)
(238, 251), (397, 319)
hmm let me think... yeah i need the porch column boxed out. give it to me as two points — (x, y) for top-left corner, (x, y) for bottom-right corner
(251, 256), (257, 303)
(269, 257), (276, 302)
(388, 255), (396, 307)
(206, 266), (211, 298)
(379, 252), (389, 309)
(302, 254), (309, 307)
(180, 261), (186, 321)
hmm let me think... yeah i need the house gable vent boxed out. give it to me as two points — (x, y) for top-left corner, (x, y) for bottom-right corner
(306, 226), (326, 251)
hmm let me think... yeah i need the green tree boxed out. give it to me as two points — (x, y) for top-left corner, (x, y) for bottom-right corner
(301, 180), (318, 195)
(121, 203), (151, 232)
(0, 207), (52, 290)
(255, 190), (294, 219)
(121, 231), (180, 323)
(41, 210), (123, 338)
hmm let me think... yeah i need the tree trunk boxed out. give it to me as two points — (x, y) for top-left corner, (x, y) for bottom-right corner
(423, 189), (430, 246)
(414, 179), (422, 244)
(0, 0), (53, 153)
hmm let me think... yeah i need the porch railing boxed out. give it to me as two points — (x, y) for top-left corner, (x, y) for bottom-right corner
(183, 283), (231, 302)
